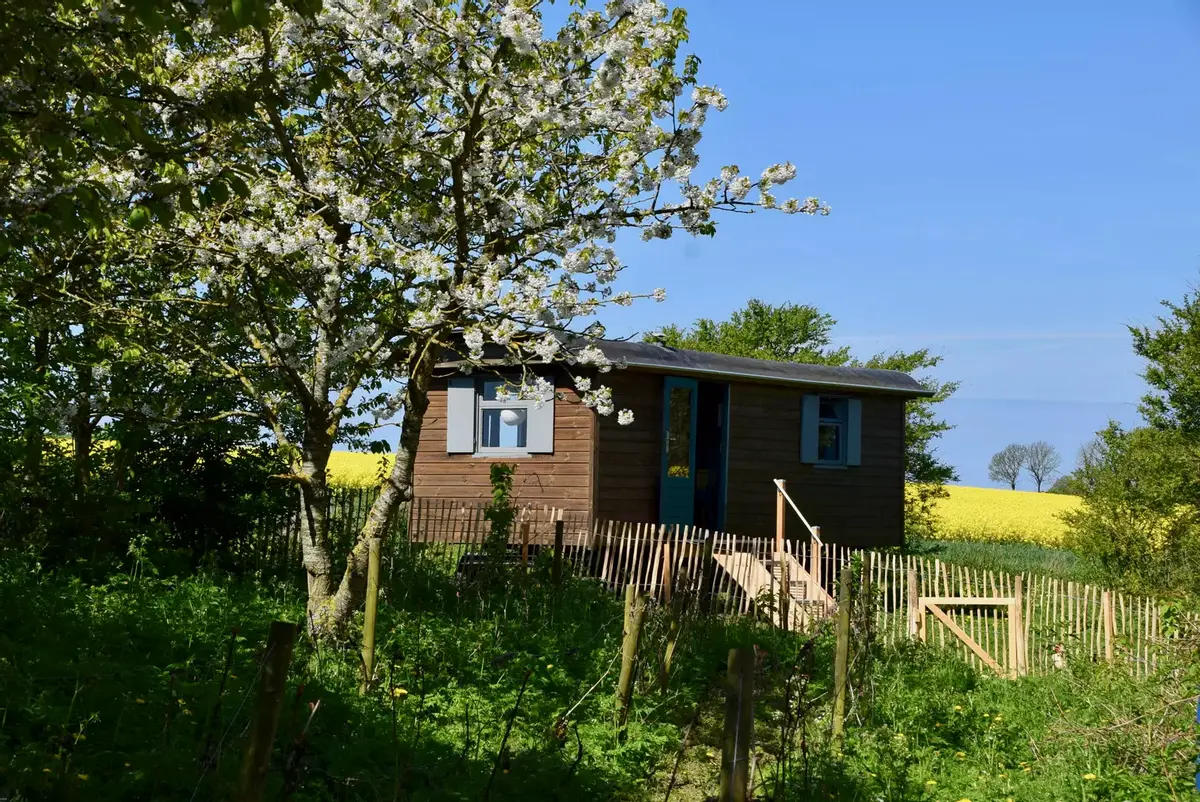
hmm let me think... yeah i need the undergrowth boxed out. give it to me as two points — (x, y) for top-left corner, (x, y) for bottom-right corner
(0, 549), (1193, 801)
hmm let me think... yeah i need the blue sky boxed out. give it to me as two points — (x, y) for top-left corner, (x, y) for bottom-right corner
(597, 0), (1200, 487)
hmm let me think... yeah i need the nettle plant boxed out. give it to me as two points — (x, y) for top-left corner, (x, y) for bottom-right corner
(119, 0), (826, 632)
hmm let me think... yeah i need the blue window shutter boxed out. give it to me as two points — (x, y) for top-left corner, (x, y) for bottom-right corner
(446, 377), (475, 453)
(526, 381), (555, 453)
(800, 394), (819, 464)
(846, 398), (863, 466)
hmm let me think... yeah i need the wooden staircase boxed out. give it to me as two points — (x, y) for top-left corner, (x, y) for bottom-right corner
(712, 549), (834, 629)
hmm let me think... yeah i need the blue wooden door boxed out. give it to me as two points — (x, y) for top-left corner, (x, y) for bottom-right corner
(660, 376), (698, 525)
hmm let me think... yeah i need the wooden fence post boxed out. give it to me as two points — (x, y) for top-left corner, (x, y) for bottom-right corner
(616, 585), (648, 739)
(831, 566), (852, 752)
(520, 522), (530, 568)
(236, 621), (298, 802)
(811, 526), (823, 598)
(661, 542), (672, 605)
(1102, 589), (1115, 661)
(718, 647), (754, 802)
(775, 481), (789, 629)
(1013, 574), (1026, 677)
(360, 538), (382, 693)
(552, 519), (565, 585)
(699, 532), (716, 614)
(906, 567), (920, 641)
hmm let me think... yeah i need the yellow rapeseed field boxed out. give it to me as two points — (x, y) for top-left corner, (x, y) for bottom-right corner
(326, 451), (1077, 547)
(933, 485), (1081, 547)
(327, 451), (394, 488)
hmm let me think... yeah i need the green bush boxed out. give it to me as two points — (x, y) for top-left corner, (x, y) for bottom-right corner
(1063, 423), (1200, 597)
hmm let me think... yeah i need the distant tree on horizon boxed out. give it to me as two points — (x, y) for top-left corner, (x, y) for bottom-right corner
(988, 444), (1029, 490)
(1025, 441), (1062, 492)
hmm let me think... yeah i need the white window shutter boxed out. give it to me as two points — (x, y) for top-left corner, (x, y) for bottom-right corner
(526, 381), (555, 453)
(446, 377), (476, 453)
(846, 398), (863, 466)
(800, 394), (819, 464)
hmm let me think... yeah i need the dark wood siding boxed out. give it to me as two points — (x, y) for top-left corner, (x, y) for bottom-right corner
(413, 373), (595, 516)
(593, 370), (662, 522)
(723, 382), (906, 547)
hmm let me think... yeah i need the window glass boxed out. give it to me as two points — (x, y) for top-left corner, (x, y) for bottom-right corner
(480, 408), (527, 449)
(819, 398), (843, 421)
(817, 422), (842, 463)
(481, 380), (509, 402)
(666, 386), (692, 479)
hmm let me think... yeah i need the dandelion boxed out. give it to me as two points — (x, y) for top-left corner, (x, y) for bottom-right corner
(1083, 773), (1097, 780)
(393, 687), (408, 698)
(954, 705), (962, 711)
(924, 779), (937, 786)
(955, 751), (966, 759)
(77, 774), (89, 781)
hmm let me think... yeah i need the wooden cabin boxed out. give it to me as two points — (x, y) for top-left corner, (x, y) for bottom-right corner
(413, 339), (934, 548)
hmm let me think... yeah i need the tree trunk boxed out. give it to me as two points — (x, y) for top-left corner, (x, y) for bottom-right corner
(324, 344), (437, 633)
(71, 354), (97, 546)
(299, 426), (336, 632)
(21, 328), (49, 489)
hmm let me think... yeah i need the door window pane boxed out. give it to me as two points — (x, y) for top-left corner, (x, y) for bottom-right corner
(667, 386), (692, 478)
(481, 408), (527, 449)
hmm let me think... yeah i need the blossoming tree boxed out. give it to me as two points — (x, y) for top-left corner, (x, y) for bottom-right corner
(123, 0), (826, 633)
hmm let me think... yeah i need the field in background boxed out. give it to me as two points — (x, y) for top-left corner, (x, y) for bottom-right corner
(934, 484), (1080, 547)
(327, 450), (395, 487)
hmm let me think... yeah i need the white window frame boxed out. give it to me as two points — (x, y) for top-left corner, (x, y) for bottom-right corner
(474, 377), (534, 457)
(816, 396), (848, 466)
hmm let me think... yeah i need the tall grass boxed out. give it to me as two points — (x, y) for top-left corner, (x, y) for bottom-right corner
(0, 547), (1191, 801)
(909, 538), (1105, 584)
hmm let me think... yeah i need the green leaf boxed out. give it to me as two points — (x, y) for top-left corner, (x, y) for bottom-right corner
(231, 0), (257, 26)
(225, 173), (251, 198)
(205, 179), (230, 205)
(127, 206), (152, 230)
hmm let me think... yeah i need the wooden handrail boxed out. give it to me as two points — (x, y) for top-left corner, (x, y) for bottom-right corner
(773, 478), (822, 545)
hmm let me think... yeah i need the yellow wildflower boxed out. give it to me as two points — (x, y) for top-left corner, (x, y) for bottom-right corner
(393, 687), (408, 698)
(924, 779), (937, 786)
(1083, 773), (1097, 780)
(135, 698), (145, 704)
(77, 774), (89, 781)
(954, 751), (966, 759)
(546, 664), (553, 670)
(954, 705), (962, 711)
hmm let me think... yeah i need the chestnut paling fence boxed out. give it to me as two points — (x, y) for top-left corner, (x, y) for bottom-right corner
(253, 488), (1178, 678)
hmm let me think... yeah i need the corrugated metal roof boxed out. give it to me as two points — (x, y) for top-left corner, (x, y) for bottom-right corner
(436, 336), (933, 397)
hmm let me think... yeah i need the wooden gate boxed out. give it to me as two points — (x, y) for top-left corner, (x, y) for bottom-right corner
(907, 569), (1027, 678)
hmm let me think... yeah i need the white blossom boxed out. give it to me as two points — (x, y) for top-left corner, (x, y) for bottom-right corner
(617, 409), (635, 426)
(499, 4), (542, 54)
